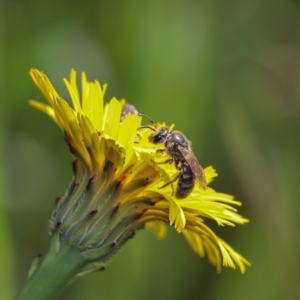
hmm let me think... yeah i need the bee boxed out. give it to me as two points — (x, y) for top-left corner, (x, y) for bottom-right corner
(121, 102), (139, 122)
(139, 114), (207, 199)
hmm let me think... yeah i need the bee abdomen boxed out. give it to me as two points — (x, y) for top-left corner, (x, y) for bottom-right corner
(175, 164), (195, 199)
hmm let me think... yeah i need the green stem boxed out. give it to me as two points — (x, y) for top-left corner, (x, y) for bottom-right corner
(14, 237), (87, 300)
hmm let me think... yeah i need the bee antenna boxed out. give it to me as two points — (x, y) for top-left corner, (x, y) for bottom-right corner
(138, 113), (157, 129)
(138, 125), (156, 131)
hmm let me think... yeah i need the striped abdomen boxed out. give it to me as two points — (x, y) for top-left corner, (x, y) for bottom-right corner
(175, 162), (195, 199)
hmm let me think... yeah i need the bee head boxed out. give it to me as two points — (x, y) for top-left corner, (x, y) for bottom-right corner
(148, 127), (170, 144)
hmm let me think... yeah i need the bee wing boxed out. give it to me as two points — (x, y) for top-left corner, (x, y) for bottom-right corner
(177, 146), (207, 189)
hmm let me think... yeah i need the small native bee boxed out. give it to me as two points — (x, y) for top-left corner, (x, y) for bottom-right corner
(139, 114), (207, 199)
(121, 102), (139, 122)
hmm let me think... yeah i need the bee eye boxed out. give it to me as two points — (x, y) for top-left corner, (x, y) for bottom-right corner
(159, 134), (166, 142)
(152, 134), (164, 143)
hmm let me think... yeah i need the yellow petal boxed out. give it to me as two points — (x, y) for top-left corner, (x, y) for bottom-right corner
(145, 220), (167, 239)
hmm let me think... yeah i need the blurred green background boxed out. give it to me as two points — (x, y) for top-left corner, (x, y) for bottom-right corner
(1, 0), (300, 299)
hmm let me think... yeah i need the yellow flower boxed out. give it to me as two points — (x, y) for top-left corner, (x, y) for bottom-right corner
(29, 69), (250, 273)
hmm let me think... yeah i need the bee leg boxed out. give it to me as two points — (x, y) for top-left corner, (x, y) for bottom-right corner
(155, 158), (174, 165)
(174, 160), (181, 170)
(169, 183), (175, 197)
(158, 171), (181, 189)
(156, 149), (165, 154)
